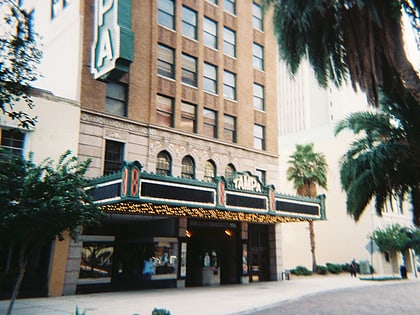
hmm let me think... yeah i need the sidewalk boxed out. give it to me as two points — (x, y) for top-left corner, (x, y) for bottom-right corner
(0, 275), (414, 315)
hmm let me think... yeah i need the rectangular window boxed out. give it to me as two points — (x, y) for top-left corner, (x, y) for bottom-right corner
(158, 0), (175, 30)
(223, 0), (236, 15)
(157, 44), (175, 79)
(253, 83), (264, 111)
(203, 17), (218, 49)
(106, 82), (127, 116)
(79, 236), (114, 284)
(223, 114), (236, 143)
(252, 2), (263, 31)
(203, 108), (217, 138)
(255, 169), (266, 185)
(207, 0), (218, 5)
(182, 6), (197, 39)
(253, 42), (264, 71)
(104, 140), (124, 175)
(223, 70), (236, 100)
(0, 129), (24, 157)
(182, 53), (197, 87)
(254, 124), (265, 150)
(223, 27), (236, 57)
(156, 95), (174, 127)
(203, 63), (218, 94)
(180, 102), (196, 133)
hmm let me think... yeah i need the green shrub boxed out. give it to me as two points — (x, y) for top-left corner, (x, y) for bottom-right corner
(340, 263), (350, 272)
(316, 265), (327, 274)
(326, 263), (342, 274)
(152, 308), (171, 315)
(291, 265), (312, 275)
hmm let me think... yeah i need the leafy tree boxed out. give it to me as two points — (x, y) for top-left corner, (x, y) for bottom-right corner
(409, 228), (420, 254)
(370, 224), (420, 271)
(0, 150), (104, 315)
(370, 224), (411, 254)
(335, 88), (420, 226)
(0, 1), (42, 128)
(287, 143), (328, 272)
(263, 0), (420, 107)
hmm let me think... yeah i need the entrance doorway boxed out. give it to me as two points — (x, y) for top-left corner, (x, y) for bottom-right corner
(248, 224), (269, 282)
(186, 220), (239, 286)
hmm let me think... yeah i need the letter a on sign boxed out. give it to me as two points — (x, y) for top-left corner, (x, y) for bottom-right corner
(91, 0), (120, 79)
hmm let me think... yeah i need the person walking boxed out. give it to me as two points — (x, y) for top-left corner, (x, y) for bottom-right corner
(350, 259), (357, 278)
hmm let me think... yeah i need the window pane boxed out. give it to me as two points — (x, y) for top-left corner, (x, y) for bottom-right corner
(223, 27), (236, 57)
(223, 71), (236, 100)
(203, 108), (217, 138)
(182, 6), (197, 39)
(252, 2), (263, 31)
(80, 241), (113, 280)
(157, 151), (171, 175)
(253, 43), (264, 71)
(224, 0), (235, 14)
(203, 63), (217, 94)
(104, 140), (124, 175)
(253, 124), (265, 150)
(182, 54), (197, 86)
(181, 102), (196, 133)
(203, 17), (217, 49)
(181, 156), (195, 179)
(158, 44), (175, 79)
(225, 163), (235, 178)
(204, 160), (216, 182)
(256, 169), (266, 184)
(0, 129), (24, 157)
(106, 82), (127, 116)
(156, 95), (173, 127)
(158, 0), (175, 29)
(223, 114), (236, 142)
(253, 83), (264, 111)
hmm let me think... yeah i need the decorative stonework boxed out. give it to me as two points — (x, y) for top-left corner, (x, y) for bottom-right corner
(104, 128), (128, 142)
(80, 111), (279, 183)
(81, 112), (148, 135)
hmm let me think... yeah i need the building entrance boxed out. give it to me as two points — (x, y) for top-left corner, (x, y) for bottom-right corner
(248, 224), (269, 282)
(186, 220), (239, 287)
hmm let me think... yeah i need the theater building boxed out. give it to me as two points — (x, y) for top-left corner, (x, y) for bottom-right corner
(57, 0), (327, 295)
(2, 0), (327, 297)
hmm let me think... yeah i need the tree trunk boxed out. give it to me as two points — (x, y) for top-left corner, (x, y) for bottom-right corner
(298, 182), (318, 272)
(4, 243), (13, 273)
(6, 244), (28, 315)
(309, 220), (317, 272)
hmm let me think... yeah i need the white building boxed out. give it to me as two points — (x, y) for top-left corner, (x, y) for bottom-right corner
(277, 60), (416, 277)
(0, 0), (83, 297)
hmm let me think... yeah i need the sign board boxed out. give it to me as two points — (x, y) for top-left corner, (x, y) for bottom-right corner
(91, 0), (134, 80)
(365, 240), (380, 253)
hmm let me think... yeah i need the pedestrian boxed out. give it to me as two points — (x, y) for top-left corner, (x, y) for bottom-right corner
(350, 259), (357, 278)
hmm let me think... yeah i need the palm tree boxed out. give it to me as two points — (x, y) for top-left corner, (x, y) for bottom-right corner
(335, 89), (420, 226)
(262, 0), (420, 107)
(287, 143), (328, 272)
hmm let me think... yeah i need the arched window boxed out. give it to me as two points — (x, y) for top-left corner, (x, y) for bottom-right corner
(225, 163), (236, 178)
(181, 155), (195, 179)
(204, 160), (216, 182)
(156, 151), (171, 176)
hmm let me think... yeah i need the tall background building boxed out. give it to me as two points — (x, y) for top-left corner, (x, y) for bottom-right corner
(277, 59), (415, 275)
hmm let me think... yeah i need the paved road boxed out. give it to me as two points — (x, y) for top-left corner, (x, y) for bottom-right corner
(245, 281), (420, 315)
(1, 275), (418, 315)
